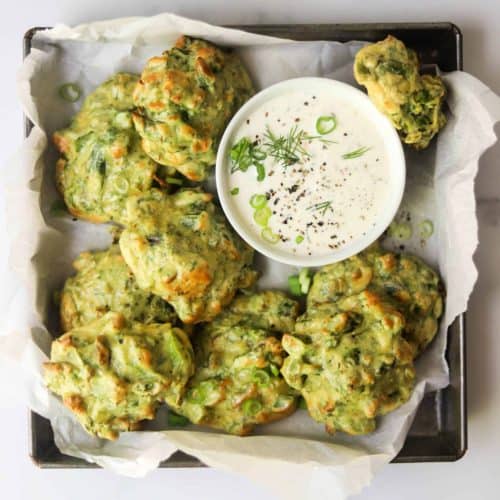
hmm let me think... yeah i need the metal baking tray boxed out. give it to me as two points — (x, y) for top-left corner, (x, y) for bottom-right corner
(24, 22), (466, 468)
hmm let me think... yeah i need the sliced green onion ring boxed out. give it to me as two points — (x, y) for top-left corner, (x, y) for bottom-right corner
(249, 194), (268, 209)
(388, 221), (412, 240)
(230, 187), (239, 196)
(254, 206), (272, 227)
(58, 82), (82, 102)
(419, 219), (434, 239)
(242, 398), (263, 416)
(288, 275), (302, 296)
(261, 227), (280, 244)
(252, 369), (271, 387)
(252, 150), (267, 161)
(295, 235), (304, 244)
(255, 163), (266, 181)
(316, 115), (337, 135)
(298, 268), (312, 294)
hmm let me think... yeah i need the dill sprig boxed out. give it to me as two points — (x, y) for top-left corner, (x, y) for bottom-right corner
(264, 125), (334, 168)
(342, 146), (371, 159)
(306, 200), (334, 216)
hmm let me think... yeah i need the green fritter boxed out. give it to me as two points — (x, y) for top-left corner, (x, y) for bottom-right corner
(118, 188), (257, 324)
(43, 312), (194, 440)
(282, 290), (415, 435)
(54, 73), (163, 222)
(354, 35), (447, 149)
(132, 36), (254, 181)
(60, 245), (178, 332)
(175, 291), (299, 435)
(308, 243), (444, 357)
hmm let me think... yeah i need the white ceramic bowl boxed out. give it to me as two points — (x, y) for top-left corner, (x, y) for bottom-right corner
(216, 77), (405, 267)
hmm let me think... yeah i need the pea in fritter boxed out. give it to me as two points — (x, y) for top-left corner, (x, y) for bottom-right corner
(118, 189), (257, 324)
(132, 36), (254, 181)
(282, 290), (415, 435)
(354, 35), (446, 149)
(60, 245), (178, 332)
(43, 312), (194, 440)
(53, 73), (163, 222)
(308, 243), (444, 357)
(175, 291), (299, 435)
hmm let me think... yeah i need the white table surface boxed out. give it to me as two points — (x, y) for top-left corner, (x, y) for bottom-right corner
(1, 1), (499, 499)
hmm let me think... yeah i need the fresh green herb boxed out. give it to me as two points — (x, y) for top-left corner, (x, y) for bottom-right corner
(253, 206), (272, 227)
(58, 82), (82, 102)
(419, 219), (434, 239)
(249, 194), (267, 209)
(306, 200), (334, 216)
(388, 221), (412, 240)
(261, 227), (280, 244)
(269, 363), (280, 377)
(166, 177), (183, 186)
(342, 146), (371, 159)
(298, 268), (312, 294)
(264, 125), (334, 168)
(242, 398), (263, 416)
(167, 411), (190, 427)
(230, 137), (267, 181)
(295, 235), (304, 244)
(288, 275), (302, 296)
(230, 187), (240, 196)
(316, 115), (337, 135)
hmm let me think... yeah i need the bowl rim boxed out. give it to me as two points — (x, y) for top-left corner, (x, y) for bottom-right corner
(216, 76), (406, 267)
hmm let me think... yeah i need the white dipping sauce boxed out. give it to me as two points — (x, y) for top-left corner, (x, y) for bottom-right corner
(227, 89), (392, 258)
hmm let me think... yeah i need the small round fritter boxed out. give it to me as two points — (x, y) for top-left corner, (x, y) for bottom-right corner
(175, 291), (299, 435)
(308, 243), (444, 357)
(60, 245), (178, 332)
(354, 36), (446, 149)
(132, 36), (254, 181)
(53, 73), (162, 222)
(282, 291), (415, 435)
(43, 312), (194, 440)
(118, 189), (257, 324)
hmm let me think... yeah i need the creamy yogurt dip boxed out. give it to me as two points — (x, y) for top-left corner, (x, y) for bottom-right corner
(225, 88), (392, 258)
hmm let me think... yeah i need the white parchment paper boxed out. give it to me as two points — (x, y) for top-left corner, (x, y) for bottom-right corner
(1, 13), (500, 500)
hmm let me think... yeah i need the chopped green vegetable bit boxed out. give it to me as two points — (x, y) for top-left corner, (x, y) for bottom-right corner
(250, 194), (268, 209)
(298, 268), (312, 294)
(419, 219), (434, 239)
(269, 363), (280, 377)
(58, 82), (82, 102)
(261, 227), (280, 244)
(316, 115), (337, 135)
(388, 221), (413, 240)
(295, 235), (304, 244)
(252, 369), (270, 387)
(288, 275), (302, 296)
(166, 177), (183, 186)
(167, 411), (190, 427)
(342, 146), (371, 159)
(230, 187), (240, 196)
(230, 137), (267, 181)
(242, 398), (263, 416)
(253, 206), (272, 227)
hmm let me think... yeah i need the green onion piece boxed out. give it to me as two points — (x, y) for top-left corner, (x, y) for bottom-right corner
(295, 235), (304, 244)
(252, 369), (270, 387)
(242, 398), (263, 416)
(269, 364), (280, 377)
(298, 397), (308, 410)
(58, 82), (82, 102)
(388, 221), (413, 240)
(298, 268), (312, 294)
(252, 149), (267, 161)
(261, 227), (280, 244)
(230, 187), (239, 196)
(419, 219), (434, 239)
(254, 206), (272, 227)
(255, 162), (266, 181)
(342, 146), (371, 159)
(167, 411), (190, 427)
(249, 194), (268, 209)
(316, 115), (337, 135)
(288, 275), (302, 296)
(166, 177), (183, 186)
